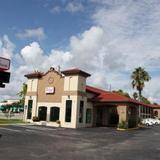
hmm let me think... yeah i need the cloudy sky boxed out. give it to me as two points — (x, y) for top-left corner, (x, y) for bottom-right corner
(0, 0), (160, 103)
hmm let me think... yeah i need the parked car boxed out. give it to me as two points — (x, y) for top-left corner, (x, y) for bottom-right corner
(142, 118), (160, 126)
(141, 119), (153, 126)
(151, 118), (160, 125)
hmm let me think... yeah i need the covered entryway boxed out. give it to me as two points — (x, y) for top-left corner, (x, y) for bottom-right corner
(38, 106), (47, 121)
(94, 105), (119, 127)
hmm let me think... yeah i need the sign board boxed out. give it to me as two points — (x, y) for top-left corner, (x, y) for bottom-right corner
(0, 57), (10, 70)
(45, 87), (55, 94)
(0, 71), (10, 83)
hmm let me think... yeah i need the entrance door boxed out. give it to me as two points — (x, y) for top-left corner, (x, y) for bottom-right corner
(96, 108), (103, 126)
(108, 108), (119, 126)
(38, 106), (47, 121)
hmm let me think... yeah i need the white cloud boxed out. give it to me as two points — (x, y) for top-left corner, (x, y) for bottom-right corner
(50, 6), (61, 13)
(65, 2), (84, 13)
(16, 27), (46, 40)
(0, 35), (15, 59)
(2, 0), (160, 103)
(21, 42), (44, 68)
(20, 42), (72, 71)
(50, 2), (84, 14)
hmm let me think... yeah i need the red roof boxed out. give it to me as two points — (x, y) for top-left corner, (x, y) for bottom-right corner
(86, 85), (131, 102)
(24, 72), (43, 79)
(86, 85), (158, 108)
(61, 68), (91, 77)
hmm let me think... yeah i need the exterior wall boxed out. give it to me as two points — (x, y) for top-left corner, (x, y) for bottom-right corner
(117, 105), (128, 123)
(153, 109), (160, 119)
(37, 102), (62, 127)
(24, 77), (39, 122)
(76, 96), (87, 128)
(37, 71), (64, 103)
(86, 92), (96, 99)
(78, 76), (86, 92)
(140, 106), (152, 118)
(64, 76), (78, 91)
(27, 79), (38, 92)
(24, 95), (37, 122)
(61, 74), (88, 128)
(64, 75), (86, 92)
(61, 95), (78, 128)
(85, 102), (94, 127)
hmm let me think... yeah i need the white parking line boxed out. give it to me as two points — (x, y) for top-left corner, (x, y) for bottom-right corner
(0, 127), (22, 133)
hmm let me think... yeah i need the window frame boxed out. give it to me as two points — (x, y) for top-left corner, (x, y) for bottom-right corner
(65, 100), (72, 122)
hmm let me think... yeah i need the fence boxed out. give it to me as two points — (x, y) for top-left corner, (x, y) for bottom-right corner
(0, 111), (24, 120)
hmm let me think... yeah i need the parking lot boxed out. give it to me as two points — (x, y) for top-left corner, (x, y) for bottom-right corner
(0, 125), (160, 160)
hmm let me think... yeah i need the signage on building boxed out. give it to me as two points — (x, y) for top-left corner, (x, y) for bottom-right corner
(0, 71), (10, 83)
(45, 87), (55, 94)
(0, 57), (10, 70)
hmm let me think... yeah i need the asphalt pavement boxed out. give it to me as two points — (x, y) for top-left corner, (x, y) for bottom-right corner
(0, 124), (160, 160)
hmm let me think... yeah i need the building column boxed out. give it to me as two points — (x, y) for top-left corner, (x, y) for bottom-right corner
(117, 105), (128, 123)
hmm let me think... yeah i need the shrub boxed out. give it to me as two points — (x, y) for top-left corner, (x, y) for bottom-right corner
(128, 118), (138, 128)
(32, 116), (40, 122)
(118, 121), (128, 129)
(56, 120), (61, 124)
(56, 120), (61, 127)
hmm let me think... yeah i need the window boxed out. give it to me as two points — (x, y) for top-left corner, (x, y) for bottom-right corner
(79, 101), (84, 123)
(38, 106), (47, 121)
(50, 107), (60, 122)
(65, 100), (72, 122)
(27, 100), (33, 119)
(86, 109), (92, 123)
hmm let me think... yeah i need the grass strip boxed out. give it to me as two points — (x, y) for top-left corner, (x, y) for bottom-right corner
(0, 119), (24, 124)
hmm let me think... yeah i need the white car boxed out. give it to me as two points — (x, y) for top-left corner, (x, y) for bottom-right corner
(151, 118), (160, 125)
(142, 118), (160, 126)
(141, 119), (153, 126)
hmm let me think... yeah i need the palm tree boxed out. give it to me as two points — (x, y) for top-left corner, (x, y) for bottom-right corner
(17, 83), (27, 106)
(131, 67), (151, 101)
(133, 92), (138, 100)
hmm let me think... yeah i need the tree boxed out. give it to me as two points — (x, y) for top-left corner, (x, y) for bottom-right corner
(140, 96), (151, 104)
(133, 92), (138, 100)
(113, 89), (130, 98)
(131, 67), (151, 101)
(17, 83), (27, 106)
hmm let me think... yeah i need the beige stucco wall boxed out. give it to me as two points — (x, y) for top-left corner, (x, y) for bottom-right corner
(117, 105), (128, 123)
(64, 76), (78, 91)
(24, 95), (37, 122)
(61, 95), (78, 128)
(78, 76), (86, 92)
(27, 79), (38, 92)
(64, 75), (86, 92)
(85, 102), (94, 127)
(24, 69), (95, 128)
(37, 71), (64, 103)
(76, 96), (87, 128)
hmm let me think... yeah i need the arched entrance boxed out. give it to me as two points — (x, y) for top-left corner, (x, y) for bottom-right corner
(38, 106), (47, 121)
(50, 107), (60, 122)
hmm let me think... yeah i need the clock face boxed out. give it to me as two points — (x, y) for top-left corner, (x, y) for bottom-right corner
(48, 77), (54, 84)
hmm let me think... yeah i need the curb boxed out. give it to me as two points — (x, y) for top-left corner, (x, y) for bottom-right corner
(0, 123), (31, 126)
(117, 127), (139, 131)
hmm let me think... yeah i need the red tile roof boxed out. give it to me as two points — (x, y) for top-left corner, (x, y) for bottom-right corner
(24, 72), (43, 79)
(86, 85), (158, 108)
(61, 68), (91, 77)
